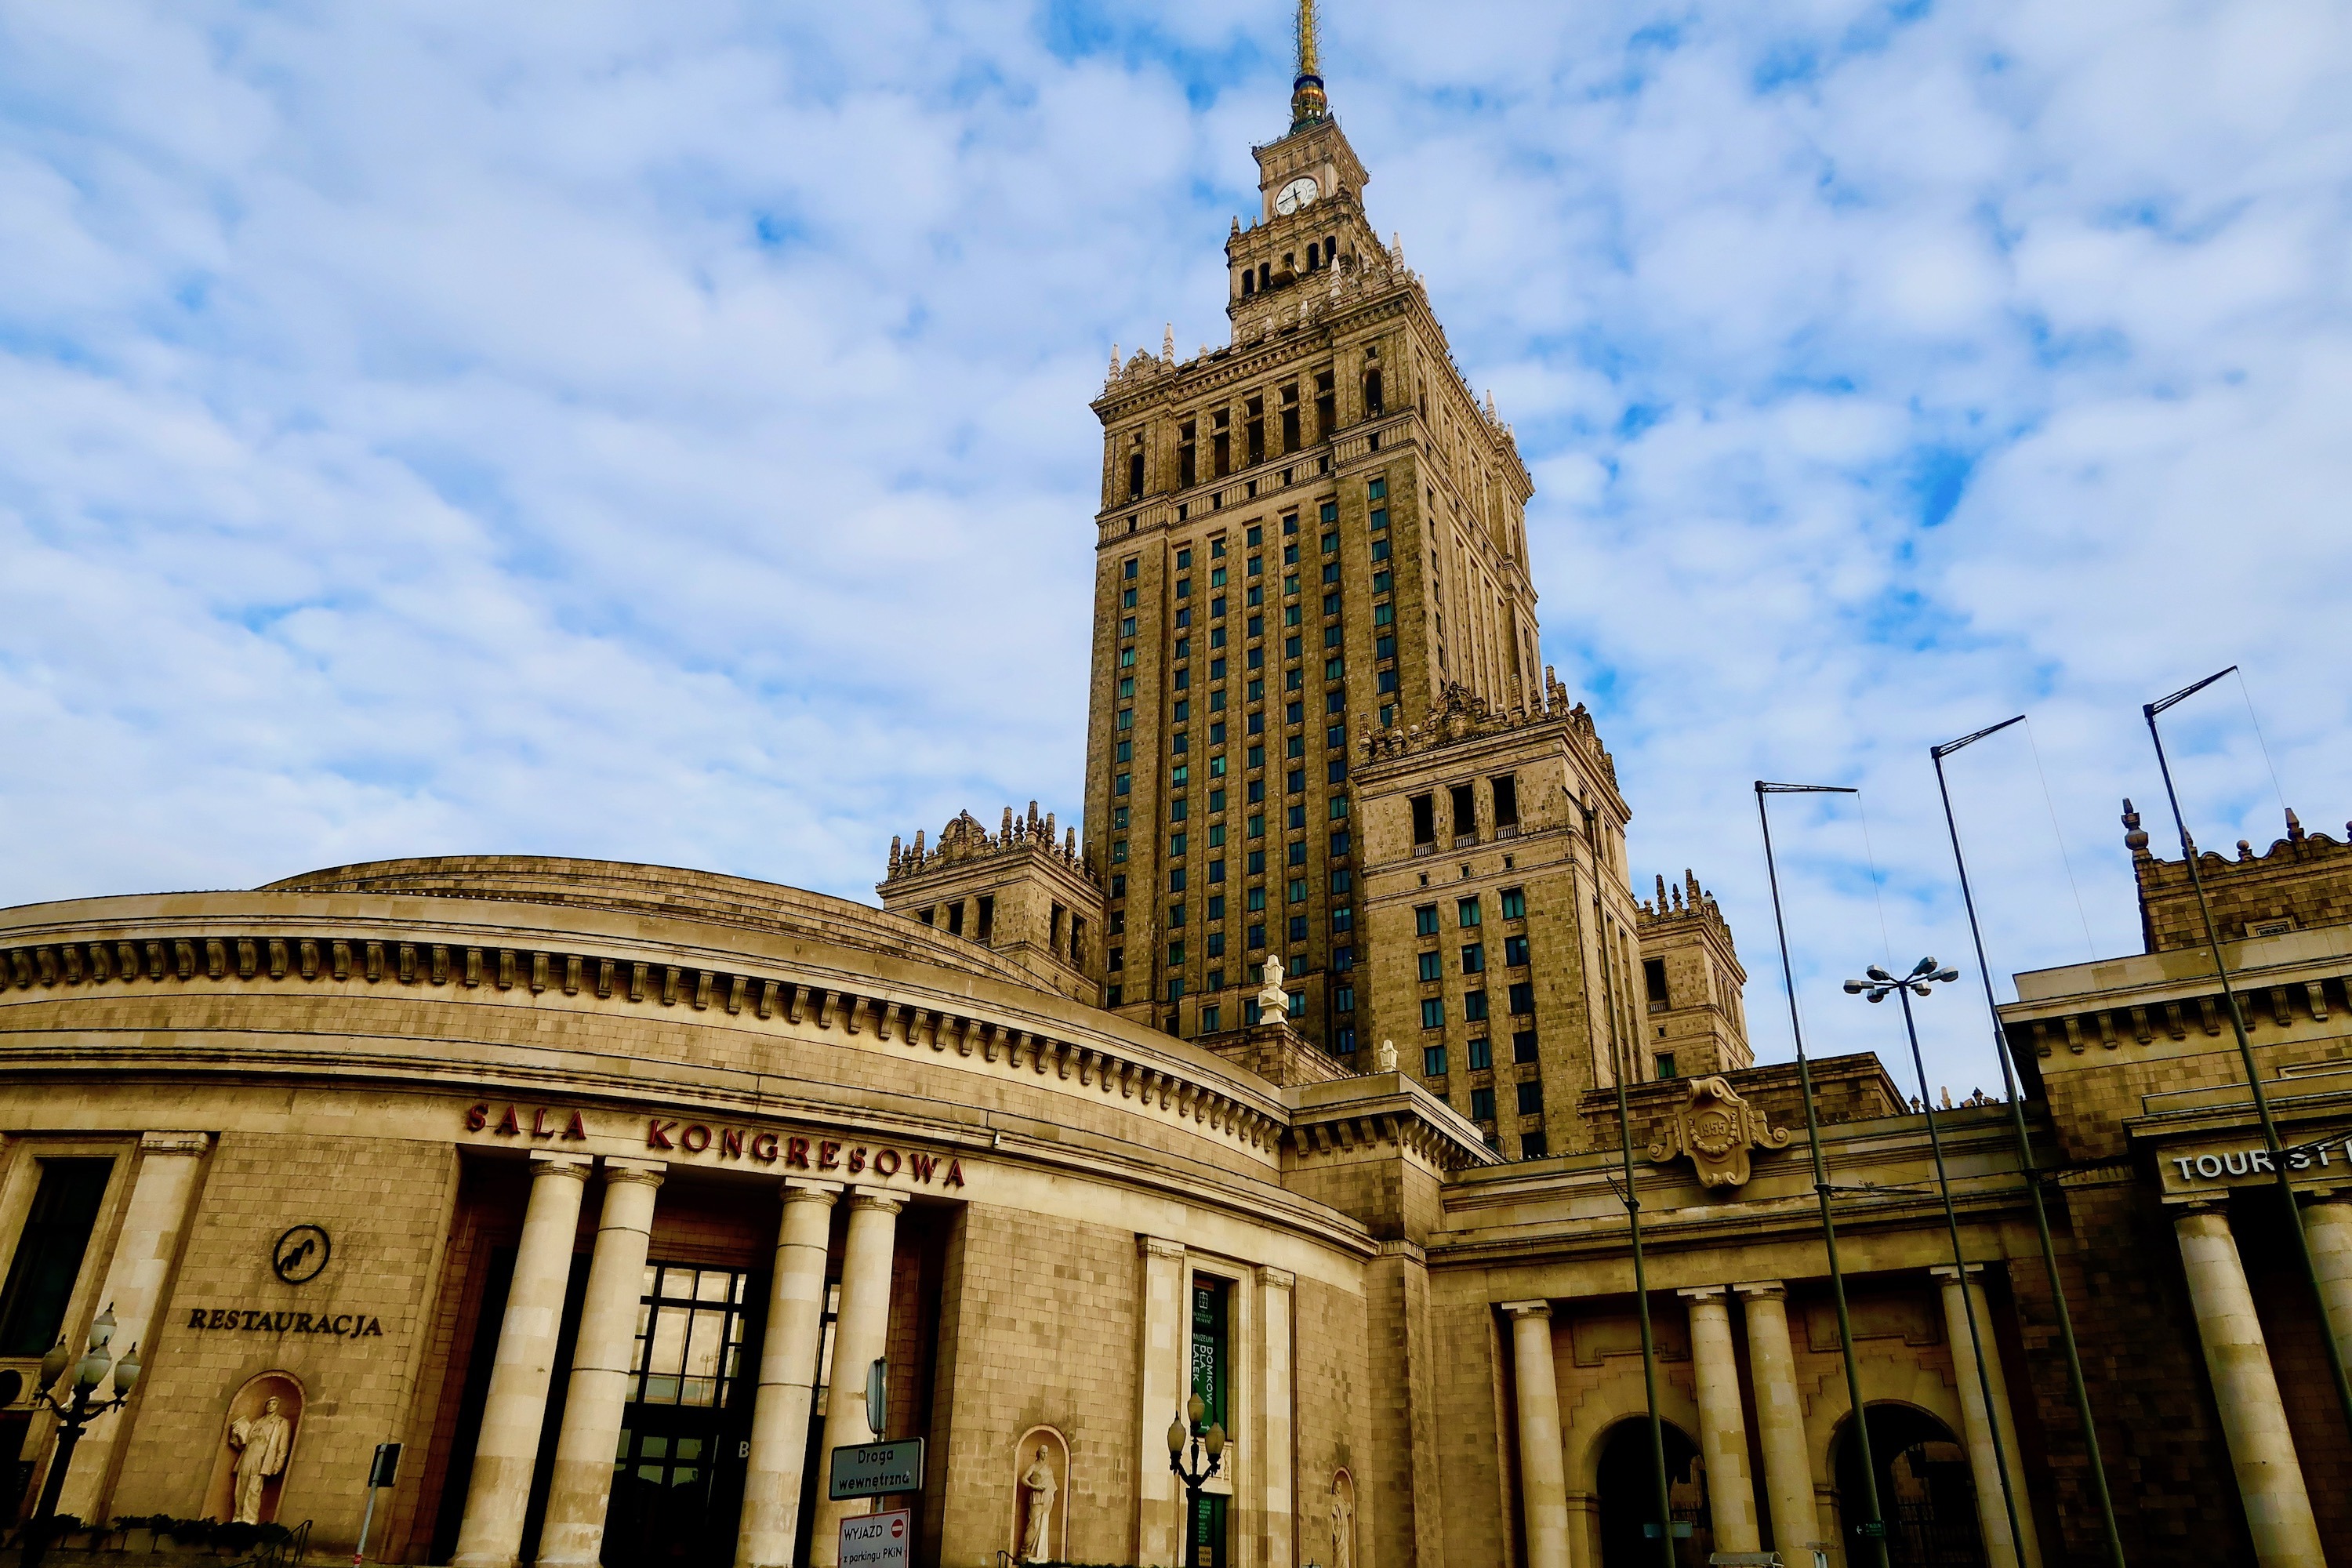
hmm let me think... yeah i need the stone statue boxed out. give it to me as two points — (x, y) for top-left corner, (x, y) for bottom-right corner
(1329, 1483), (1354, 1568)
(1374, 1038), (1397, 1073)
(1018, 1444), (1058, 1563)
(227, 1396), (293, 1524)
(1257, 953), (1287, 1012)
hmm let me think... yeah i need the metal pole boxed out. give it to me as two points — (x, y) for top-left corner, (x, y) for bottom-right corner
(2144, 675), (2352, 1440)
(1893, 975), (2028, 1566)
(354, 1481), (379, 1568)
(1756, 782), (1890, 1568)
(22, 1392), (88, 1568)
(1932, 724), (2128, 1565)
(1610, 1038), (1677, 1566)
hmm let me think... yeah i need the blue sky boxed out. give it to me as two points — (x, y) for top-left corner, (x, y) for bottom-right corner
(3, 0), (2348, 1089)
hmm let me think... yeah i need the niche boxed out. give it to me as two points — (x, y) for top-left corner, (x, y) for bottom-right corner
(1009, 1426), (1070, 1565)
(203, 1370), (306, 1525)
(1326, 1468), (1358, 1568)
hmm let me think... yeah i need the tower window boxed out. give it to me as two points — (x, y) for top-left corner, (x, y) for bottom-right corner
(1410, 794), (1435, 847)
(1644, 958), (1670, 1007)
(1315, 371), (1336, 441)
(1129, 449), (1145, 499)
(1492, 774), (1519, 829)
(1281, 385), (1301, 452)
(1450, 783), (1476, 844)
(1178, 421), (1197, 488)
(1363, 368), (1384, 417)
(1241, 270), (1256, 297)
(1247, 396), (1265, 466)
(977, 895), (995, 942)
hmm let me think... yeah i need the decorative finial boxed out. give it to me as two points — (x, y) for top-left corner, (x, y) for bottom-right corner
(2122, 798), (2151, 856)
(1162, 324), (1175, 361)
(1108, 342), (1120, 378)
(1290, 0), (1328, 129)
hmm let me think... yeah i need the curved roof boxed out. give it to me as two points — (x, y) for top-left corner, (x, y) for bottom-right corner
(261, 855), (1032, 986)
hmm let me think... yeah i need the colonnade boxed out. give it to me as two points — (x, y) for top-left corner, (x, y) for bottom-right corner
(2172, 1196), (2352, 1568)
(1504, 1277), (2040, 1568)
(450, 1152), (904, 1568)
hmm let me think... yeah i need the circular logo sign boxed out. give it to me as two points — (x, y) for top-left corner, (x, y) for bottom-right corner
(272, 1225), (332, 1284)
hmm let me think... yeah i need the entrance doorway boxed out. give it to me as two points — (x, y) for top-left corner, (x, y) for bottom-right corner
(1595, 1418), (1711, 1567)
(603, 1262), (760, 1568)
(1833, 1404), (1984, 1567)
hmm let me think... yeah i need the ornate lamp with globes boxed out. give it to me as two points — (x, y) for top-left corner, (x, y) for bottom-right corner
(15, 1304), (142, 1568)
(1166, 1393), (1228, 1568)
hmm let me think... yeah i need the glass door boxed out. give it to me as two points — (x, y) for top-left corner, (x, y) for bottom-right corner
(605, 1263), (757, 1568)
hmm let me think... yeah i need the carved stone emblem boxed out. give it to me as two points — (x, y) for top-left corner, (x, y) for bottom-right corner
(1646, 1076), (1789, 1189)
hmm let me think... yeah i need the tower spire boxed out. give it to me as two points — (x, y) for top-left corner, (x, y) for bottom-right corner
(1290, 0), (1329, 130)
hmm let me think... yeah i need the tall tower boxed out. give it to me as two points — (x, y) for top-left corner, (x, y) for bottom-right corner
(1083, 6), (1539, 1051)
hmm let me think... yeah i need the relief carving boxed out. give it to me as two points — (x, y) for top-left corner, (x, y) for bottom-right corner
(1646, 1076), (1788, 1189)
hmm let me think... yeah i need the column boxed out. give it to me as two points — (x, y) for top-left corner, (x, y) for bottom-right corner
(1930, 1266), (2041, 1568)
(739, 1182), (840, 1568)
(1733, 1283), (1820, 1563)
(1679, 1288), (1759, 1553)
(808, 1193), (904, 1567)
(1254, 1265), (1298, 1568)
(2173, 1203), (2325, 1568)
(454, 1152), (593, 1568)
(1501, 1301), (1570, 1568)
(2302, 1194), (2352, 1377)
(1134, 1237), (1187, 1568)
(56, 1132), (210, 1522)
(537, 1158), (666, 1568)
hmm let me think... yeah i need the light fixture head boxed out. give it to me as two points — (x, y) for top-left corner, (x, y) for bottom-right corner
(1908, 956), (1939, 978)
(1206, 1422), (1228, 1461)
(1935, 968), (1960, 984)
(1866, 964), (1893, 982)
(1842, 978), (1866, 994)
(89, 1304), (117, 1352)
(1911, 983), (1933, 998)
(113, 1341), (141, 1397)
(1189, 1392), (1206, 1428)
(37, 1338), (71, 1395)
(1867, 991), (1886, 1003)
(75, 1344), (110, 1394)
(1167, 1410), (1187, 1457)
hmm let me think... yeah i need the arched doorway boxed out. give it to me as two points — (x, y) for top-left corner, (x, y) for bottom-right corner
(1595, 1418), (1711, 1567)
(1832, 1404), (1984, 1567)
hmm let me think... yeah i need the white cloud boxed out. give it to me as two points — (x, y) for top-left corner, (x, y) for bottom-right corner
(2, 0), (2347, 1093)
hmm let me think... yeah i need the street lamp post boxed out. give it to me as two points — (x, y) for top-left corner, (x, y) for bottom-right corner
(17, 1304), (143, 1568)
(1843, 960), (2027, 1568)
(1166, 1394), (1227, 1568)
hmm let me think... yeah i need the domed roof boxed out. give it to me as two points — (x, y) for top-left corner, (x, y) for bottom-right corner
(261, 855), (1032, 985)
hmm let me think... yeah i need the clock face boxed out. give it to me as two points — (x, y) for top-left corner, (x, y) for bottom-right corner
(1275, 175), (1319, 216)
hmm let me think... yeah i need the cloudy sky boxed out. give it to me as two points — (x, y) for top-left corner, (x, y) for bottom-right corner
(4, 0), (2347, 1087)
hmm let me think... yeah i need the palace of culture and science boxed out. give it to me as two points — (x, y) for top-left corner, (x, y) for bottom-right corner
(881, 7), (1753, 1163)
(5, 8), (2350, 1568)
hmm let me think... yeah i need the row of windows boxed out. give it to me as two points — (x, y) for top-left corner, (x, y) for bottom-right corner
(1417, 983), (1537, 1029)
(1411, 887), (1527, 935)
(1459, 1082), (1544, 1122)
(1411, 775), (1521, 849)
(1422, 1028), (1542, 1073)
(1412, 934), (1531, 979)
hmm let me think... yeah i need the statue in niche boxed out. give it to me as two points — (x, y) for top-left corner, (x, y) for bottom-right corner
(1374, 1038), (1398, 1073)
(1329, 1480), (1355, 1568)
(227, 1396), (293, 1524)
(1018, 1444), (1058, 1563)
